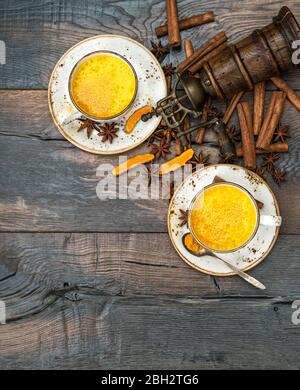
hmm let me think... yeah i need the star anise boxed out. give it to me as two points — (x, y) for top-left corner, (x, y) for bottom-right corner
(151, 139), (171, 159)
(208, 106), (224, 119)
(162, 63), (176, 77)
(272, 168), (287, 186)
(97, 123), (119, 143)
(190, 151), (210, 171)
(150, 41), (170, 60)
(262, 153), (280, 172)
(77, 118), (99, 138)
(219, 151), (236, 164)
(226, 125), (241, 143)
(146, 128), (164, 147)
(252, 166), (266, 180)
(156, 126), (177, 143)
(178, 209), (189, 227)
(273, 125), (290, 143)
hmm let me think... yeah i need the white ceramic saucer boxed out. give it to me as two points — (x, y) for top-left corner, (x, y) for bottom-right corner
(168, 164), (281, 276)
(48, 35), (167, 154)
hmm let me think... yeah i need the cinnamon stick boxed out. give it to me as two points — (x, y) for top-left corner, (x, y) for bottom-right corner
(177, 31), (227, 73)
(236, 142), (289, 157)
(223, 92), (244, 125)
(166, 74), (172, 94)
(237, 102), (256, 169)
(184, 39), (194, 58)
(175, 138), (183, 155)
(271, 76), (300, 112)
(166, 0), (181, 47)
(242, 101), (253, 134)
(195, 97), (212, 144)
(256, 91), (286, 150)
(189, 42), (228, 75)
(253, 81), (266, 135)
(156, 12), (215, 38)
(184, 40), (200, 80)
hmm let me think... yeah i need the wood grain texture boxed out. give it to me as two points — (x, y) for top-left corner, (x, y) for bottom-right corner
(1, 0), (300, 371)
(0, 90), (299, 233)
(0, 232), (299, 369)
(0, 0), (300, 89)
(0, 295), (299, 369)
(1, 233), (300, 309)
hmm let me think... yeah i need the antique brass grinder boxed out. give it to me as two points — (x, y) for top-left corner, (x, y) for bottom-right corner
(143, 6), (300, 159)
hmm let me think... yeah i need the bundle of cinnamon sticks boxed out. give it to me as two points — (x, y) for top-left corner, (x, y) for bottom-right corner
(226, 77), (296, 177)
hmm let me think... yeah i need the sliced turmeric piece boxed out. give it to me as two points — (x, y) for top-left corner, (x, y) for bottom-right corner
(159, 148), (194, 175)
(125, 105), (153, 134)
(112, 153), (154, 176)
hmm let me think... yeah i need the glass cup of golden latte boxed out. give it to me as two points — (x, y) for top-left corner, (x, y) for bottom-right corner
(188, 182), (281, 253)
(69, 51), (138, 121)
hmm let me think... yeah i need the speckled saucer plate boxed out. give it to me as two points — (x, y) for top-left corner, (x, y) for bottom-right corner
(168, 164), (281, 276)
(48, 35), (167, 154)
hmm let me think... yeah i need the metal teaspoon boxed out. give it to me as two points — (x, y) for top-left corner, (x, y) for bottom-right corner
(201, 250), (266, 290)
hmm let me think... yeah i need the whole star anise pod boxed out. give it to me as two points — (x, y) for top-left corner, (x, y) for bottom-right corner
(98, 123), (119, 143)
(253, 166), (266, 180)
(151, 139), (171, 159)
(226, 125), (241, 143)
(77, 118), (99, 138)
(178, 209), (189, 227)
(208, 106), (224, 120)
(156, 126), (177, 143)
(219, 151), (236, 164)
(191, 151), (210, 171)
(272, 168), (287, 186)
(273, 125), (290, 143)
(150, 41), (170, 60)
(146, 128), (164, 147)
(262, 153), (280, 172)
(162, 63), (176, 77)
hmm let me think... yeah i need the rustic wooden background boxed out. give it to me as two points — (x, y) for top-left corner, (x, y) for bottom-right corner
(1, 0), (300, 370)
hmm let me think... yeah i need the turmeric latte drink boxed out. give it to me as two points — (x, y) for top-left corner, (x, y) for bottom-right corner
(190, 184), (258, 251)
(70, 52), (136, 119)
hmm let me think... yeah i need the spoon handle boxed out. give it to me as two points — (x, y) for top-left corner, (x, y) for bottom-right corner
(214, 255), (266, 290)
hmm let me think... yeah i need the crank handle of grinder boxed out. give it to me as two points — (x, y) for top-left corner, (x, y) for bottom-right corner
(142, 108), (157, 122)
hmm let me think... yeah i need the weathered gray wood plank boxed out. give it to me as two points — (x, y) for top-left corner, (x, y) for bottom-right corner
(0, 295), (299, 369)
(1, 233), (300, 323)
(1, 0), (300, 89)
(0, 90), (299, 233)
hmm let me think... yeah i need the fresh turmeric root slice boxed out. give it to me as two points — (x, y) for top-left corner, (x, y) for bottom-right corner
(112, 153), (154, 176)
(159, 148), (194, 175)
(125, 105), (153, 134)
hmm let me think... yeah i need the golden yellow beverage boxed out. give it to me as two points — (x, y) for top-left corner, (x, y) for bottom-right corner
(70, 53), (136, 119)
(190, 184), (257, 251)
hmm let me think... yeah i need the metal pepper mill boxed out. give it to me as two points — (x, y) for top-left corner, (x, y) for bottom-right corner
(143, 6), (300, 160)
